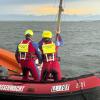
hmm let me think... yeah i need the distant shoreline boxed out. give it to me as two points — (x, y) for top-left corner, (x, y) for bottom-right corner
(0, 20), (100, 23)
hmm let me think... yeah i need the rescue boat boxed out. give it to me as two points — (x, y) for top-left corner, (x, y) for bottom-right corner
(0, 1), (100, 100)
(0, 48), (100, 100)
(0, 72), (100, 100)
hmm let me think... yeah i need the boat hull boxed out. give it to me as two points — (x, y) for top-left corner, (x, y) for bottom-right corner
(0, 87), (100, 100)
(0, 74), (100, 100)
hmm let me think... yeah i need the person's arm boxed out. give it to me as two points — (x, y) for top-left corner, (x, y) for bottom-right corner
(55, 34), (63, 47)
(15, 45), (20, 63)
(32, 42), (42, 64)
(55, 33), (63, 61)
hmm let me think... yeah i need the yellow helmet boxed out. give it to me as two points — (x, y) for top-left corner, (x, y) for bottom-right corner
(24, 29), (34, 36)
(42, 30), (52, 38)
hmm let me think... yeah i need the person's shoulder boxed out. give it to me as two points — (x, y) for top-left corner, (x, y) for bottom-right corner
(32, 42), (39, 48)
(32, 42), (38, 45)
(38, 39), (44, 45)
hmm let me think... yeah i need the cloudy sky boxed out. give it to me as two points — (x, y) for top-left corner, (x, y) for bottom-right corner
(0, 0), (100, 21)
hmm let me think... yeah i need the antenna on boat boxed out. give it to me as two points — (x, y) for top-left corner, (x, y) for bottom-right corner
(56, 0), (64, 33)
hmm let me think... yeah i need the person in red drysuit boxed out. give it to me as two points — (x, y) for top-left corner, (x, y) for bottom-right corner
(39, 30), (63, 82)
(15, 29), (42, 81)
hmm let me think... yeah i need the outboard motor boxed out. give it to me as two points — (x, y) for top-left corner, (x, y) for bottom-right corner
(0, 66), (8, 79)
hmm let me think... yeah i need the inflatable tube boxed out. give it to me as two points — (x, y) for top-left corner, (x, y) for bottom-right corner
(0, 74), (100, 100)
(0, 48), (22, 75)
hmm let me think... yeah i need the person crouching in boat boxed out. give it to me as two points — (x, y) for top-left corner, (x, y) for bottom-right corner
(39, 30), (63, 82)
(15, 29), (42, 81)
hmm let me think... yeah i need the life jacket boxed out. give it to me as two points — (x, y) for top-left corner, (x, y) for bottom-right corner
(42, 42), (56, 62)
(18, 40), (36, 60)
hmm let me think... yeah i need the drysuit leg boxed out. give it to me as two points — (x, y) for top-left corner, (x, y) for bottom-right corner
(28, 61), (40, 81)
(52, 61), (62, 81)
(41, 70), (49, 81)
(51, 70), (58, 82)
(22, 67), (29, 80)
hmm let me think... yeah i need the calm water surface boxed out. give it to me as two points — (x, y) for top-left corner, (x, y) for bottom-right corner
(0, 21), (100, 78)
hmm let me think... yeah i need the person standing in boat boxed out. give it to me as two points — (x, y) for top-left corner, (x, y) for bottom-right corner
(39, 30), (63, 82)
(15, 29), (42, 81)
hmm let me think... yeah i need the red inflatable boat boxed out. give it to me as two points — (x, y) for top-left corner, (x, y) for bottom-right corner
(0, 73), (100, 100)
(0, 48), (100, 100)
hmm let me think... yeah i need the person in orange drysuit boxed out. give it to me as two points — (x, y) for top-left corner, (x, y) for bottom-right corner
(39, 30), (63, 82)
(15, 29), (42, 81)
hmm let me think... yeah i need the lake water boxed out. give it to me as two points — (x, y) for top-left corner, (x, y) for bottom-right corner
(0, 21), (100, 78)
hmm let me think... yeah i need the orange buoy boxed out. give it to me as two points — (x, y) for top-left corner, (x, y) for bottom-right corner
(0, 48), (22, 75)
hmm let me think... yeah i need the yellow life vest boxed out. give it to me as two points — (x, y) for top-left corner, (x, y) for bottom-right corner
(18, 40), (31, 60)
(18, 40), (31, 52)
(42, 42), (56, 54)
(18, 44), (29, 52)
